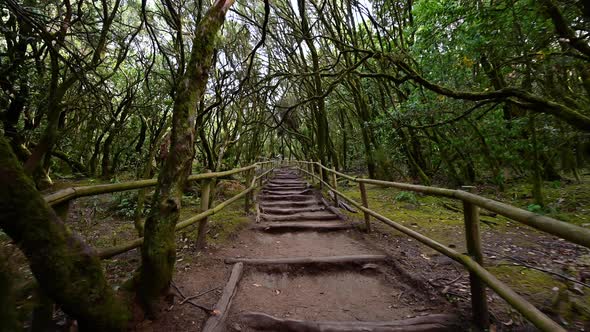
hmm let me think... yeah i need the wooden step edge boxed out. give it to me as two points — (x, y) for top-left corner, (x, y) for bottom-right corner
(261, 212), (340, 219)
(259, 200), (319, 206)
(260, 191), (313, 196)
(260, 195), (316, 201)
(224, 255), (388, 265)
(251, 221), (354, 232)
(260, 207), (326, 215)
(239, 312), (462, 332)
(202, 262), (244, 332)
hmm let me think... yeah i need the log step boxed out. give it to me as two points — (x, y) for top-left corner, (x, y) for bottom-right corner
(202, 263), (244, 332)
(261, 194), (316, 201)
(271, 173), (298, 177)
(239, 312), (461, 332)
(264, 184), (308, 189)
(224, 255), (388, 265)
(261, 212), (340, 222)
(265, 182), (307, 186)
(252, 221), (353, 232)
(260, 205), (325, 215)
(260, 200), (320, 208)
(261, 189), (313, 196)
(268, 180), (306, 185)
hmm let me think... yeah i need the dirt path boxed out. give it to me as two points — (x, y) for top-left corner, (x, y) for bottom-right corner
(198, 167), (466, 331)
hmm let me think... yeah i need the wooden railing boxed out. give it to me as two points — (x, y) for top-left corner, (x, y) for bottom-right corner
(43, 161), (277, 259)
(290, 160), (590, 332)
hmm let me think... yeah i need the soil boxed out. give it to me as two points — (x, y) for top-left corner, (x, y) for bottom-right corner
(205, 168), (465, 331)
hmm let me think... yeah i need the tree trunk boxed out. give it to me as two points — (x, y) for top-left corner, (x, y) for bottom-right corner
(138, 0), (234, 314)
(529, 113), (545, 206)
(298, 0), (331, 168)
(0, 136), (129, 331)
(101, 132), (114, 179)
(51, 150), (88, 175)
(0, 250), (19, 332)
(338, 110), (348, 170)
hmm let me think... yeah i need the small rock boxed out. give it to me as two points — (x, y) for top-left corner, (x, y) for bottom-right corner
(403, 204), (417, 210)
(570, 284), (584, 296)
(361, 263), (379, 272)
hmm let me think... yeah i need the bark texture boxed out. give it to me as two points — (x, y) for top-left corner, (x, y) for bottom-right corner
(0, 136), (129, 331)
(138, 0), (234, 312)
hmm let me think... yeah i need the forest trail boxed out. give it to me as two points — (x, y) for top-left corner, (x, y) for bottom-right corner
(214, 167), (464, 331)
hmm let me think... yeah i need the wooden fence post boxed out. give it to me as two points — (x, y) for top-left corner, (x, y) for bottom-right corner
(331, 167), (339, 206)
(310, 161), (315, 185)
(245, 168), (254, 212)
(463, 200), (490, 330)
(196, 171), (212, 249)
(359, 181), (371, 233)
(318, 161), (323, 189)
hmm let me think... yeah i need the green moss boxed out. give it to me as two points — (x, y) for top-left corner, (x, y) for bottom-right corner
(488, 264), (590, 322)
(336, 185), (470, 248)
(207, 199), (250, 245)
(488, 264), (561, 296)
(491, 177), (590, 226)
(0, 257), (19, 332)
(179, 197), (250, 247)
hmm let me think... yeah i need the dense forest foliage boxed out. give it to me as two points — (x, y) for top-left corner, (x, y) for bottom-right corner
(2, 0), (589, 198)
(1, 0), (589, 330)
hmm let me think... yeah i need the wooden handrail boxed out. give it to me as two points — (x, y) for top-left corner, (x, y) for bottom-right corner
(44, 163), (272, 206)
(97, 166), (275, 259)
(303, 161), (590, 249)
(292, 161), (567, 332)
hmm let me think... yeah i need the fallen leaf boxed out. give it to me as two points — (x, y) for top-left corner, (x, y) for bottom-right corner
(253, 283), (262, 287)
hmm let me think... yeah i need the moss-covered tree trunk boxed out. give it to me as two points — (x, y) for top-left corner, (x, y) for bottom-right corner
(350, 79), (376, 178)
(0, 136), (129, 331)
(138, 0), (234, 313)
(0, 250), (19, 332)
